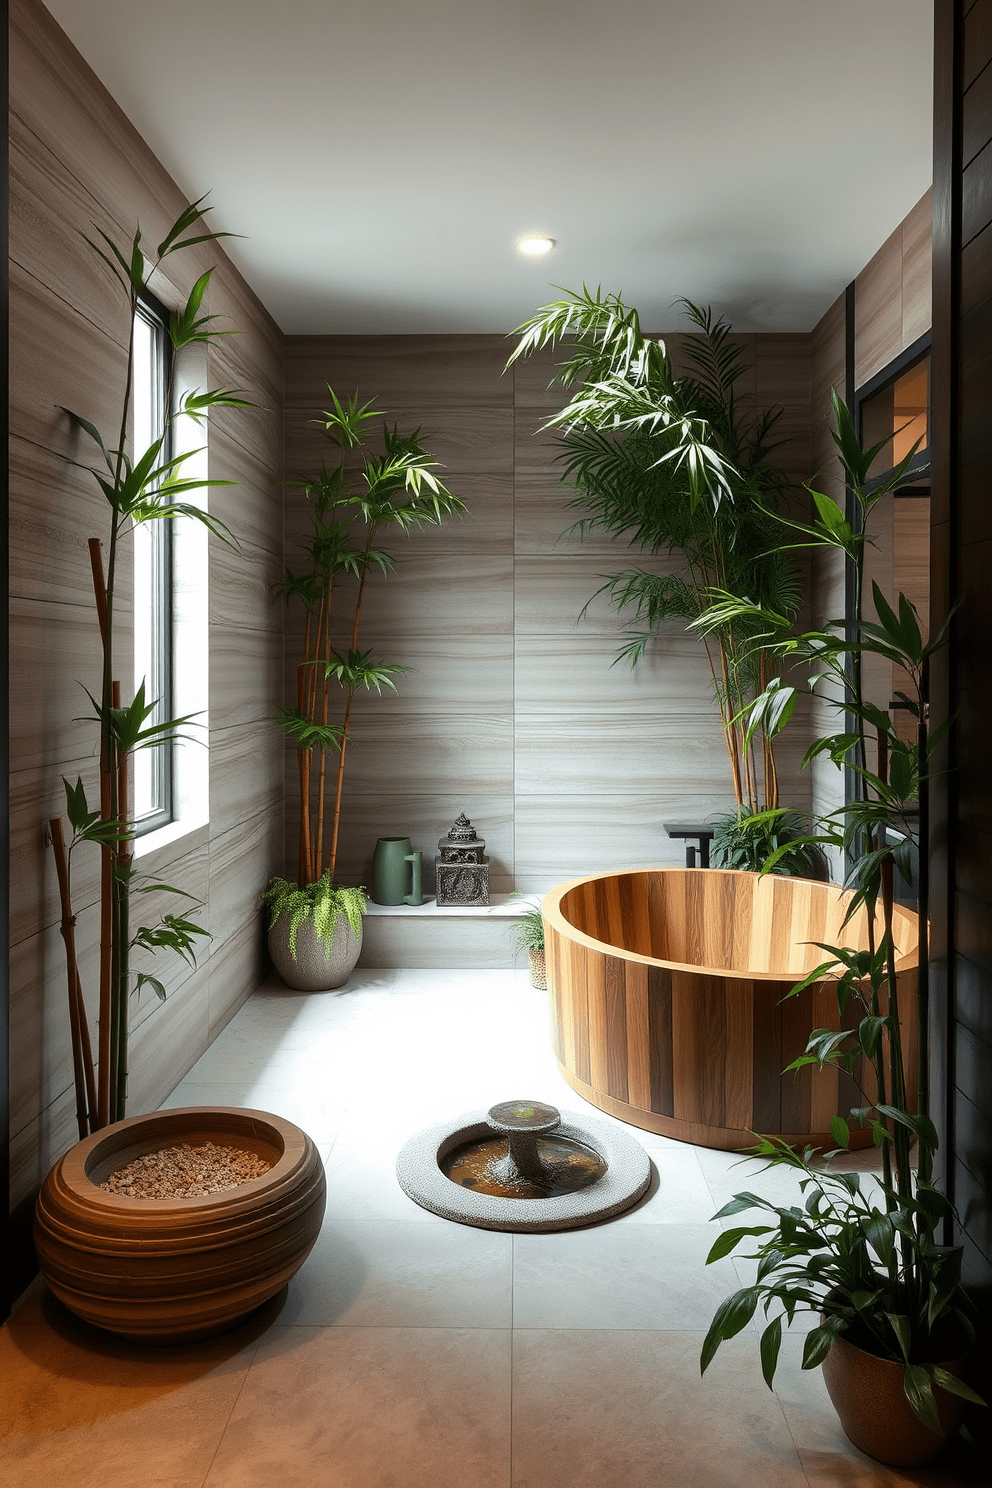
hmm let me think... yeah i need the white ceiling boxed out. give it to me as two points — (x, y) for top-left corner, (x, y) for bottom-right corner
(45, 0), (934, 336)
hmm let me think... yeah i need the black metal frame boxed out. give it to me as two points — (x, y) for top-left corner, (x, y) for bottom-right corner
(133, 287), (175, 837)
(841, 327), (933, 875)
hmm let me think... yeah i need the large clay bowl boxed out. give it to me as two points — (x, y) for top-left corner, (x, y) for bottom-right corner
(34, 1106), (326, 1344)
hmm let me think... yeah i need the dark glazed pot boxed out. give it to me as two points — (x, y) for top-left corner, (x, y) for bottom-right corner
(821, 1326), (969, 1467)
(34, 1106), (326, 1344)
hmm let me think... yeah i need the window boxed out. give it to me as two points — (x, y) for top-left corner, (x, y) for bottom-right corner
(132, 289), (175, 834)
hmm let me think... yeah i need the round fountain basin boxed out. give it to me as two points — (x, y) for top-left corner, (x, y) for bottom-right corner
(396, 1108), (651, 1232)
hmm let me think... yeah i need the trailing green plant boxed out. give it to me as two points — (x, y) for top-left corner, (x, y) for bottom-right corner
(507, 291), (803, 811)
(260, 876), (366, 962)
(275, 391), (466, 888)
(698, 391), (984, 1436)
(710, 806), (823, 878)
(511, 907), (546, 954)
(49, 199), (254, 1135)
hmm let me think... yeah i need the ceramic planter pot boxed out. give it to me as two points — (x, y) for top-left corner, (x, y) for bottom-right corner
(528, 947), (547, 990)
(34, 1106), (326, 1344)
(821, 1325), (970, 1466)
(268, 911), (362, 991)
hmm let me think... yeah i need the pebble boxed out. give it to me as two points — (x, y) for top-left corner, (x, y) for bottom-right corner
(100, 1141), (272, 1199)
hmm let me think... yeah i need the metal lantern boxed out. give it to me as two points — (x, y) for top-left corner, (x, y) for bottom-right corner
(434, 812), (490, 906)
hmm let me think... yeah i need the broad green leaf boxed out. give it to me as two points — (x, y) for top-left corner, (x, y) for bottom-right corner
(760, 1315), (783, 1389)
(903, 1364), (943, 1435)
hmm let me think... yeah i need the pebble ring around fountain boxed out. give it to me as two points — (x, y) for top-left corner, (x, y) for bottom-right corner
(395, 1099), (651, 1232)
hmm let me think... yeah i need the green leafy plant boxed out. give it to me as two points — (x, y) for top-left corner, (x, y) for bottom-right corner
(48, 194), (254, 1124)
(710, 806), (823, 878)
(511, 907), (546, 954)
(698, 391), (984, 1435)
(507, 292), (803, 811)
(260, 876), (366, 962)
(48, 199), (255, 1134)
(275, 391), (466, 892)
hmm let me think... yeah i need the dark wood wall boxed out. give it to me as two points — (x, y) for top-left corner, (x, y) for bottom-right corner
(7, 0), (284, 1247)
(933, 0), (992, 1333)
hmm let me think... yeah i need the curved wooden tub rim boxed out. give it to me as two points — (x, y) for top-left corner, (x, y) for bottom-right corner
(541, 867), (919, 981)
(60, 1106), (304, 1212)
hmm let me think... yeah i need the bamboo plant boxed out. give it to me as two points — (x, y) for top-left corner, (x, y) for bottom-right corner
(273, 391), (465, 905)
(49, 200), (254, 1135)
(507, 291), (803, 811)
(698, 392), (984, 1434)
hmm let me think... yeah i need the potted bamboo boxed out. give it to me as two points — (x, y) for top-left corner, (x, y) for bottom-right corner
(34, 203), (328, 1345)
(507, 292), (803, 816)
(48, 198), (252, 1136)
(698, 392), (985, 1466)
(266, 392), (465, 989)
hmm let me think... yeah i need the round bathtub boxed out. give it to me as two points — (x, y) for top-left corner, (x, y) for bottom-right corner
(542, 868), (919, 1152)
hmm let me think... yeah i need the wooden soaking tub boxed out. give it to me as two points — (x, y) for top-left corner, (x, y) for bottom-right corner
(542, 869), (919, 1152)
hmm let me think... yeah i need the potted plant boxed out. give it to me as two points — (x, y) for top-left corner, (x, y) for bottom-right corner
(33, 203), (328, 1346)
(512, 907), (547, 989)
(698, 392), (985, 1466)
(47, 199), (253, 1134)
(507, 293), (803, 815)
(709, 805), (824, 878)
(267, 392), (465, 989)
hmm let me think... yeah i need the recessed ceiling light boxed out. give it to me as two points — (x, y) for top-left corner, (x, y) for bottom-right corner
(517, 234), (556, 257)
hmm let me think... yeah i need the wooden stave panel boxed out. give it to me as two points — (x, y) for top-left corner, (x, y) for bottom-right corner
(543, 871), (919, 1151)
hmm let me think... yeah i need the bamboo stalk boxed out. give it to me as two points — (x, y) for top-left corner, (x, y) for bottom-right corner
(49, 816), (91, 1140)
(92, 539), (114, 1129)
(327, 552), (372, 882)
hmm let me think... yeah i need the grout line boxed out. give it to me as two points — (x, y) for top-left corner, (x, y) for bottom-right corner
(197, 1333), (266, 1488)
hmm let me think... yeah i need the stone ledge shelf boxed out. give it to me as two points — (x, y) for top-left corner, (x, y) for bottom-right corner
(363, 893), (539, 918)
(359, 893), (544, 970)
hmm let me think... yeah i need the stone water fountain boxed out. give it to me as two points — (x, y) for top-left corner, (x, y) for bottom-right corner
(396, 1099), (651, 1231)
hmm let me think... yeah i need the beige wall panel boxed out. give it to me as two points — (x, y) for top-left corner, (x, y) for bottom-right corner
(855, 222), (904, 388)
(8, 113), (128, 338)
(9, 759), (102, 945)
(337, 712), (513, 796)
(9, 260), (129, 453)
(210, 720), (283, 839)
(514, 553), (676, 636)
(285, 403), (513, 478)
(208, 347), (284, 479)
(284, 334), (510, 409)
(9, 597), (122, 772)
(513, 406), (567, 472)
(207, 918), (267, 1041)
(902, 187), (934, 348)
(512, 473), (618, 558)
(208, 426), (283, 558)
(126, 962), (212, 1117)
(514, 712), (736, 799)
(210, 623), (286, 732)
(332, 637), (513, 716)
(514, 796), (715, 893)
(208, 811), (284, 946)
(8, 437), (121, 608)
(9, 1088), (79, 1213)
(9, 914), (100, 1137)
(511, 344), (572, 408)
(514, 633), (713, 713)
(327, 555), (513, 643)
(210, 534), (283, 633)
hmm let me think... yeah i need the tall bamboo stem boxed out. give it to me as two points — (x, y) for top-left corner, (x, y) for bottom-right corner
(49, 817), (91, 1140)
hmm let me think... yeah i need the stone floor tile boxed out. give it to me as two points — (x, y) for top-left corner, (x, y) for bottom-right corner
(511, 1223), (742, 1330)
(278, 1219), (512, 1328)
(509, 1329), (807, 1487)
(0, 1285), (269, 1488)
(203, 1325), (511, 1488)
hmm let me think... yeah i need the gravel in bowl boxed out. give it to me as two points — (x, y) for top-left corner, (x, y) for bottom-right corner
(100, 1141), (272, 1199)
